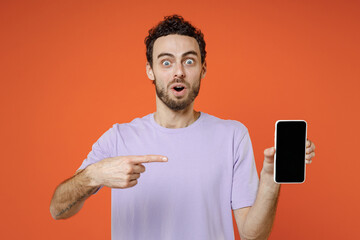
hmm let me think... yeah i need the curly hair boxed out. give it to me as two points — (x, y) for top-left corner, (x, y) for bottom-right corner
(145, 15), (206, 68)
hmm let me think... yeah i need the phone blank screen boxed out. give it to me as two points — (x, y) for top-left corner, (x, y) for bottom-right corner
(275, 121), (307, 183)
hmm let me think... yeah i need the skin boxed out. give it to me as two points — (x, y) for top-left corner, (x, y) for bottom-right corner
(234, 141), (315, 240)
(50, 34), (316, 240)
(50, 155), (168, 220)
(146, 34), (207, 128)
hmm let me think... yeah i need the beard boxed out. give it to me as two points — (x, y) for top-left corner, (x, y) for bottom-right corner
(154, 76), (201, 111)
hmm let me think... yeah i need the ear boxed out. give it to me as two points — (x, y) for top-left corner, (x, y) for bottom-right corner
(201, 61), (207, 79)
(146, 62), (155, 81)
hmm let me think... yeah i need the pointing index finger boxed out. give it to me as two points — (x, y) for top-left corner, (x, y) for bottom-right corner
(129, 155), (168, 164)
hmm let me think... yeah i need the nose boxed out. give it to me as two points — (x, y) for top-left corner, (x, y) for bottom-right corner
(174, 62), (185, 78)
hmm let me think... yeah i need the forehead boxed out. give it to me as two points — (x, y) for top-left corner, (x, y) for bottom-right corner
(153, 34), (200, 58)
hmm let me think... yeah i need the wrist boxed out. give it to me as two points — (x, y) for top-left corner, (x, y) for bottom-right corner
(260, 171), (281, 193)
(83, 164), (101, 188)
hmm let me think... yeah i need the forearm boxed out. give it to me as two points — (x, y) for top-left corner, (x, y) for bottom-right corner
(241, 172), (280, 240)
(50, 168), (99, 220)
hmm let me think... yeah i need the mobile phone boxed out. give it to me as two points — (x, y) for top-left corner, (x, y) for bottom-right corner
(274, 120), (307, 184)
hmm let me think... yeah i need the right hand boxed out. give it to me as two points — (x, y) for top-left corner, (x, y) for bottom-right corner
(87, 155), (168, 189)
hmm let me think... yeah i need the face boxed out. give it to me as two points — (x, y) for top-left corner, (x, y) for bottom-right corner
(146, 34), (206, 111)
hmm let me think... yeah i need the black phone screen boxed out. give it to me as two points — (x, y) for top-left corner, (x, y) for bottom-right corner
(275, 121), (307, 183)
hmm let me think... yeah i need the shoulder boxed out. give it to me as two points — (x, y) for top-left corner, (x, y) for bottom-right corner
(111, 113), (153, 134)
(201, 112), (249, 138)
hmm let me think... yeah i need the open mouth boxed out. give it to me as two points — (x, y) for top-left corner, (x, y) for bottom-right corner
(173, 86), (185, 92)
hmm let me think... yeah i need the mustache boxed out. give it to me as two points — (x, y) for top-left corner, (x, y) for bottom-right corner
(167, 78), (190, 88)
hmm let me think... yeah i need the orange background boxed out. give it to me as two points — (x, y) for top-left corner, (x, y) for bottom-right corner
(1, 0), (359, 239)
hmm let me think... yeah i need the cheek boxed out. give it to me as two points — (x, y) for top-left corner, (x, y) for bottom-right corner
(153, 68), (172, 81)
(186, 68), (202, 80)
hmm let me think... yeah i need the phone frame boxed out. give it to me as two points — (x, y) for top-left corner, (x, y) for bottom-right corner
(274, 120), (307, 184)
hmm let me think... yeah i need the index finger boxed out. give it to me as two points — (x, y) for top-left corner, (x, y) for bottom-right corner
(128, 155), (168, 164)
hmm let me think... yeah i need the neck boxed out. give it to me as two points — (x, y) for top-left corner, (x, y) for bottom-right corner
(154, 97), (200, 129)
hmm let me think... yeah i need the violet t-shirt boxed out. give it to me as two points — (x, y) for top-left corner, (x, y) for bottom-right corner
(79, 112), (259, 240)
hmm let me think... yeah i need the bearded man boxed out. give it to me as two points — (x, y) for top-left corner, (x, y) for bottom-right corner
(50, 15), (316, 240)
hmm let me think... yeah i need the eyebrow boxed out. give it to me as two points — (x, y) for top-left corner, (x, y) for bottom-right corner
(157, 50), (198, 59)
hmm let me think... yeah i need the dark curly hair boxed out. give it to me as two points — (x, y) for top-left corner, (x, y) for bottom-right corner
(145, 15), (206, 68)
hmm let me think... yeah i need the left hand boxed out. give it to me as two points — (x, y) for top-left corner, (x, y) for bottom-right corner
(261, 139), (316, 176)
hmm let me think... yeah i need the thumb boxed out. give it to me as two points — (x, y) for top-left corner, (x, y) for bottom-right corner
(264, 147), (276, 163)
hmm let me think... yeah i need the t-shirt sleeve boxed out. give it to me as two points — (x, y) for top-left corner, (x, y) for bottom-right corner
(78, 124), (118, 171)
(231, 128), (259, 210)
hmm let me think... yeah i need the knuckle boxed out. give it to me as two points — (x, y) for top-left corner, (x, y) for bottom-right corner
(124, 166), (133, 174)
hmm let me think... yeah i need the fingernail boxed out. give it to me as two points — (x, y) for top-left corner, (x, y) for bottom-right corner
(162, 157), (168, 161)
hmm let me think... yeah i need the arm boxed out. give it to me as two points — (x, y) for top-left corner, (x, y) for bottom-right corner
(49, 168), (99, 220)
(234, 148), (280, 240)
(49, 155), (167, 220)
(234, 140), (315, 240)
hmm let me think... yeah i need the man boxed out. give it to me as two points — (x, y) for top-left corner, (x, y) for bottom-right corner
(50, 15), (316, 240)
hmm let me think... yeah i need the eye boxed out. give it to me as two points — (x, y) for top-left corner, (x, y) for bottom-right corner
(162, 60), (171, 66)
(185, 59), (194, 65)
